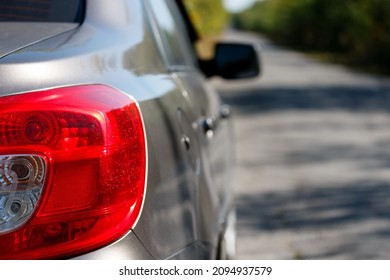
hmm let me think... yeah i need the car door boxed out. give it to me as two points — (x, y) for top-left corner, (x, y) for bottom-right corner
(131, 0), (206, 259)
(143, 0), (235, 257)
(164, 0), (235, 248)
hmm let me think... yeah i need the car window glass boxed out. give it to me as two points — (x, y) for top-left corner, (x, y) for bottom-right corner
(0, 0), (84, 23)
(148, 0), (194, 68)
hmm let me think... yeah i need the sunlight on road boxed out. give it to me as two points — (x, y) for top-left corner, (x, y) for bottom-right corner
(213, 31), (390, 259)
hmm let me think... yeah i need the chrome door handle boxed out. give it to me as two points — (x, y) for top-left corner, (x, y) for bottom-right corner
(202, 116), (217, 134)
(220, 104), (232, 120)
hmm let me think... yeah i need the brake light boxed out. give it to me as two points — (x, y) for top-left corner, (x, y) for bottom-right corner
(0, 85), (147, 259)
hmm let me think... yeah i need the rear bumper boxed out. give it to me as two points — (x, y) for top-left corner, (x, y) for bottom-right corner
(72, 231), (154, 260)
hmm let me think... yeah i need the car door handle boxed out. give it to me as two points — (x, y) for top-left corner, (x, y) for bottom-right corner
(201, 105), (231, 135)
(220, 104), (232, 120)
(202, 116), (217, 134)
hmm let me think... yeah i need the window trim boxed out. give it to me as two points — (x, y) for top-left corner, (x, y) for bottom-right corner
(144, 0), (198, 72)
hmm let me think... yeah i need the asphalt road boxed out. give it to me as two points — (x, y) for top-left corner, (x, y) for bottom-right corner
(212, 31), (390, 259)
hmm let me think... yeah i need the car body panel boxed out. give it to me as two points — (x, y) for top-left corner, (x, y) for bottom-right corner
(0, 0), (236, 259)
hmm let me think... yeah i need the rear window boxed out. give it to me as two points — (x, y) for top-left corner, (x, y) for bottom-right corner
(0, 0), (84, 23)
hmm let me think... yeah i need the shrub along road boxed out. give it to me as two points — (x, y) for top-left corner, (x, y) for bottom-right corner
(212, 31), (390, 259)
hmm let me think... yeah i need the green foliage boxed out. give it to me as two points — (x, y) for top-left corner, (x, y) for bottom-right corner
(234, 0), (390, 71)
(183, 0), (228, 37)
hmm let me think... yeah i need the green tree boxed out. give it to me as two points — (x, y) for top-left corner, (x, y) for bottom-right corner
(183, 0), (228, 37)
(182, 0), (229, 58)
(235, 0), (390, 72)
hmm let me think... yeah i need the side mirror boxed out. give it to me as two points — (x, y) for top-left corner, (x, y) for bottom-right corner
(199, 42), (261, 80)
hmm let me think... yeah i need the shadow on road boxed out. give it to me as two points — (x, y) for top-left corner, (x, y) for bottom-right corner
(216, 59), (390, 259)
(213, 31), (390, 259)
(235, 179), (390, 259)
(222, 85), (390, 216)
(237, 180), (390, 231)
(221, 85), (390, 114)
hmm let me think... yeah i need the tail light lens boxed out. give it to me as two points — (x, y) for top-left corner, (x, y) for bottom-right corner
(0, 85), (147, 259)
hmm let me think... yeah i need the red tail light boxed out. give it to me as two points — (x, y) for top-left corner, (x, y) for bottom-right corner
(0, 85), (147, 259)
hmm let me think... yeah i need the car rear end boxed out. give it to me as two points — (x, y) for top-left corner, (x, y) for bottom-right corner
(0, 0), (238, 260)
(0, 0), (155, 259)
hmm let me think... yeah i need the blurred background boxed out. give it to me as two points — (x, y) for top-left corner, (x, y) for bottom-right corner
(184, 0), (390, 259)
(186, 0), (390, 74)
(233, 0), (390, 74)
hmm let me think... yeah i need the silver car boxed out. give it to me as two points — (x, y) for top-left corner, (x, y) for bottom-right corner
(0, 0), (259, 259)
